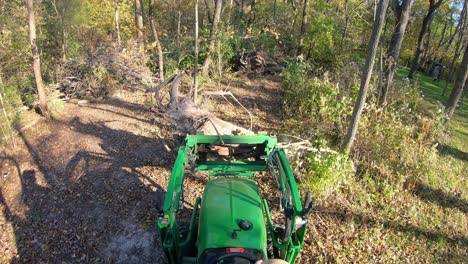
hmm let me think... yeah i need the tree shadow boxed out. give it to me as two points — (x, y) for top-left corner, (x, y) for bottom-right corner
(413, 181), (468, 214)
(76, 97), (175, 134)
(437, 144), (468, 162)
(1, 110), (177, 262)
(315, 204), (468, 255)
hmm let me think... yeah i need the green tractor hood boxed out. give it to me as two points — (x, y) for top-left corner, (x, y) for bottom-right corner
(197, 178), (267, 259)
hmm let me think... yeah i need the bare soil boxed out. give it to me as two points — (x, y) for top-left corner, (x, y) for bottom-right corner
(0, 75), (282, 263)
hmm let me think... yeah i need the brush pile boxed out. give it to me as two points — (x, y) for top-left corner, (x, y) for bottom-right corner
(57, 42), (158, 100)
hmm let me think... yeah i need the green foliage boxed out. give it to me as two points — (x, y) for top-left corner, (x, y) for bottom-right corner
(281, 61), (354, 141)
(284, 62), (465, 262)
(301, 143), (354, 198)
(0, 82), (22, 144)
(304, 12), (337, 64)
(216, 28), (242, 70)
(161, 35), (197, 77)
(354, 92), (446, 189)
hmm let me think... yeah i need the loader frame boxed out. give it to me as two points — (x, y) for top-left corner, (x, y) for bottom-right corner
(157, 134), (312, 263)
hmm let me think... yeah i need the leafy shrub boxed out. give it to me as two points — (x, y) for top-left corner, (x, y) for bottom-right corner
(300, 143), (354, 198)
(304, 12), (337, 65)
(354, 84), (447, 189)
(281, 61), (354, 142)
(281, 60), (447, 196)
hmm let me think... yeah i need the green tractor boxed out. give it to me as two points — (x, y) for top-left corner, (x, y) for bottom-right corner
(157, 134), (313, 264)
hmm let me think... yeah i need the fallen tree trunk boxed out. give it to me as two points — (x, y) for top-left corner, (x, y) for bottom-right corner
(150, 74), (254, 136)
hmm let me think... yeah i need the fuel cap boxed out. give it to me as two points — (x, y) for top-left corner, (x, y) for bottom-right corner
(238, 220), (252, 230)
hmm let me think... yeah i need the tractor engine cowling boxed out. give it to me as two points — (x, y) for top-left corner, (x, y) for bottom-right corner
(197, 178), (267, 263)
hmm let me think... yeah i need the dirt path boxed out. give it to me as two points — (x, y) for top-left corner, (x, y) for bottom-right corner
(0, 75), (282, 263)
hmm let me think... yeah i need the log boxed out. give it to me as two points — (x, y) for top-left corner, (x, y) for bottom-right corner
(149, 73), (183, 108)
(157, 75), (254, 136)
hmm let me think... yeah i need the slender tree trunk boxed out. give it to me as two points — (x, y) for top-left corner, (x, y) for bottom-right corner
(49, 0), (67, 62)
(408, 0), (445, 79)
(296, 0), (310, 56)
(201, 0), (222, 76)
(443, 2), (466, 95)
(430, 17), (448, 58)
(204, 0), (213, 24)
(177, 7), (181, 46)
(408, 14), (431, 78)
(135, 0), (145, 51)
(290, 4), (299, 48)
(240, 0), (245, 25)
(60, 3), (67, 62)
(444, 0), (466, 52)
(378, 0), (411, 104)
(443, 34), (465, 96)
(342, 0), (390, 151)
(26, 0), (48, 116)
(447, 45), (468, 119)
(289, 0), (297, 11)
(422, 23), (432, 64)
(149, 0), (164, 80)
(194, 0), (199, 102)
(341, 0), (350, 48)
(114, 0), (121, 45)
(227, 0), (234, 25)
(248, 0), (257, 27)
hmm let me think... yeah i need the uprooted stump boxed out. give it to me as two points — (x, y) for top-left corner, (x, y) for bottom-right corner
(150, 73), (254, 136)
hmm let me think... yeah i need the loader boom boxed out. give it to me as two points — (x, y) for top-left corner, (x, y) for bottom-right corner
(157, 134), (312, 263)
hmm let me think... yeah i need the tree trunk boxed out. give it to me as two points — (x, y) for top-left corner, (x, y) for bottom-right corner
(446, 45), (468, 119)
(248, 0), (257, 27)
(445, 0), (466, 51)
(135, 0), (145, 51)
(430, 17), (448, 59)
(201, 0), (222, 76)
(49, 0), (67, 62)
(442, 2), (466, 95)
(114, 0), (121, 45)
(60, 3), (67, 62)
(342, 0), (390, 151)
(177, 6), (181, 46)
(149, 0), (164, 81)
(194, 0), (199, 102)
(204, 0), (213, 24)
(341, 0), (350, 48)
(408, 0), (445, 79)
(296, 0), (310, 57)
(26, 0), (48, 116)
(289, 0), (297, 11)
(422, 22), (433, 64)
(443, 32), (465, 96)
(378, 0), (411, 104)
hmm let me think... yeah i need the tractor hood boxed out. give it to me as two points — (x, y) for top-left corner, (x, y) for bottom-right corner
(197, 178), (267, 258)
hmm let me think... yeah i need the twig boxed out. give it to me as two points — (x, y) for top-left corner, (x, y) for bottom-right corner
(203, 90), (253, 130)
(206, 118), (225, 145)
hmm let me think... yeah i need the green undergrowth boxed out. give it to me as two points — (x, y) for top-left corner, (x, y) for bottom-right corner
(281, 62), (467, 262)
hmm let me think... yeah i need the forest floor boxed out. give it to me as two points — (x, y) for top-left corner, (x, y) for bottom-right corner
(0, 74), (282, 263)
